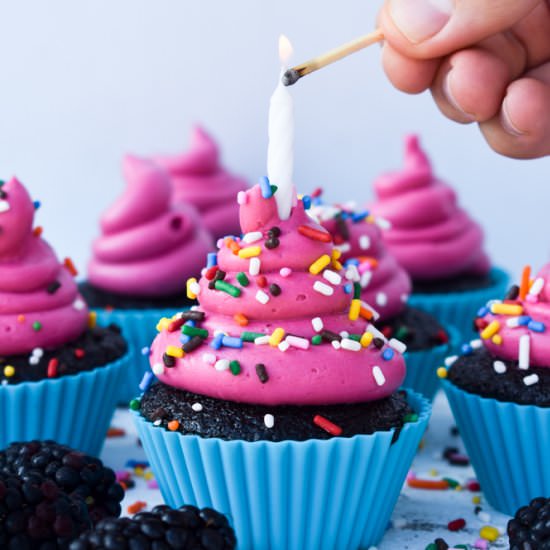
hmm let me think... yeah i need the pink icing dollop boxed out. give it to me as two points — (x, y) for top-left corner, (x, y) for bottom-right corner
(0, 178), (88, 355)
(370, 135), (490, 281)
(88, 156), (213, 297)
(150, 184), (407, 406)
(313, 202), (411, 322)
(478, 264), (550, 367)
(155, 127), (249, 239)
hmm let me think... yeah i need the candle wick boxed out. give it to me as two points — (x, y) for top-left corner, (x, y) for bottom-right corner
(282, 69), (300, 86)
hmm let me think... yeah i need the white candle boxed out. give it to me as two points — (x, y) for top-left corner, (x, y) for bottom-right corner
(267, 35), (294, 220)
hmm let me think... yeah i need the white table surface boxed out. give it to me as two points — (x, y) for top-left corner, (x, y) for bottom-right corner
(101, 391), (511, 550)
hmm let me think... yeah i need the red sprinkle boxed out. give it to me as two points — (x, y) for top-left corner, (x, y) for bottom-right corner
(474, 318), (488, 330)
(447, 518), (466, 532)
(311, 187), (323, 198)
(313, 415), (342, 436)
(127, 501), (147, 515)
(33, 226), (43, 237)
(47, 358), (58, 378)
(437, 329), (448, 344)
(381, 326), (393, 339)
(167, 318), (185, 332)
(107, 427), (126, 438)
(407, 478), (449, 490)
(74, 348), (85, 359)
(63, 257), (78, 277)
(466, 480), (481, 492)
(205, 266), (219, 281)
(298, 225), (332, 243)
(256, 275), (267, 288)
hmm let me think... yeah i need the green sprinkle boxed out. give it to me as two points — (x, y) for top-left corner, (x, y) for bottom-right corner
(181, 325), (209, 338)
(442, 477), (460, 488)
(311, 334), (322, 345)
(424, 544), (437, 550)
(236, 272), (250, 287)
(0, 180), (4, 186)
(214, 280), (241, 297)
(241, 331), (265, 342)
(32, 321), (42, 331)
(353, 282), (361, 300)
(349, 334), (361, 342)
(403, 413), (419, 423)
(129, 398), (141, 411)
(453, 546), (469, 549)
(394, 326), (409, 341)
(270, 184), (278, 194)
(230, 360), (241, 375)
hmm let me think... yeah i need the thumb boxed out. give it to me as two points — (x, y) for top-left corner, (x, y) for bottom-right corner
(381, 0), (541, 58)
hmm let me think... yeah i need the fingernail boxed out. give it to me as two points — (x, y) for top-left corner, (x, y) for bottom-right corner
(501, 97), (524, 136)
(442, 70), (475, 121)
(390, 0), (453, 43)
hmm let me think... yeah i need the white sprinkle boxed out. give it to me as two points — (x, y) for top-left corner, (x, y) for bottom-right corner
(335, 242), (351, 254)
(341, 338), (361, 351)
(366, 323), (386, 342)
(215, 359), (230, 371)
(493, 361), (507, 374)
(255, 290), (270, 304)
(28, 356), (40, 366)
(359, 235), (371, 250)
(189, 281), (200, 296)
(331, 340), (341, 350)
(152, 363), (164, 375)
(153, 419), (162, 427)
(286, 335), (310, 350)
(323, 269), (342, 285)
(249, 257), (261, 276)
(311, 317), (324, 332)
(0, 200), (10, 213)
(213, 329), (226, 337)
(529, 277), (544, 296)
(73, 298), (86, 310)
(264, 414), (275, 428)
(372, 366), (386, 386)
(254, 335), (270, 345)
(360, 271), (372, 288)
(361, 301), (380, 321)
(192, 403), (203, 412)
(278, 340), (290, 352)
(31, 347), (44, 358)
(389, 338), (407, 354)
(375, 217), (391, 230)
(190, 305), (201, 311)
(470, 339), (482, 349)
(216, 238), (224, 249)
(401, 293), (409, 303)
(280, 267), (292, 277)
(506, 317), (521, 328)
(523, 373), (539, 386)
(519, 334), (530, 369)
(477, 511), (491, 523)
(376, 292), (388, 307)
(345, 265), (360, 282)
(202, 353), (216, 365)
(242, 231), (263, 243)
(444, 355), (458, 367)
(313, 281), (334, 296)
(237, 191), (247, 205)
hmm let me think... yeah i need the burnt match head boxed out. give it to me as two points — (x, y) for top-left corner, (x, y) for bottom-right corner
(282, 69), (300, 86)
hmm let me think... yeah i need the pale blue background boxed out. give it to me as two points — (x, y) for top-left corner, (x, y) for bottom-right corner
(0, 0), (548, 278)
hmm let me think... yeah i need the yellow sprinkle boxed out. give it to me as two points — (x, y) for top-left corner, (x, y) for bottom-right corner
(491, 303), (523, 316)
(360, 332), (373, 348)
(156, 317), (171, 332)
(492, 334), (503, 345)
(436, 367), (447, 379)
(134, 467), (145, 477)
(3, 365), (15, 377)
(480, 320), (500, 340)
(472, 495), (481, 504)
(455, 485), (462, 492)
(144, 471), (154, 481)
(309, 254), (331, 275)
(479, 526), (500, 542)
(186, 277), (198, 299)
(166, 345), (184, 358)
(429, 469), (438, 477)
(366, 214), (375, 224)
(238, 246), (262, 259)
(331, 249), (342, 260)
(269, 327), (285, 347)
(349, 299), (361, 321)
(88, 311), (97, 329)
(332, 260), (343, 271)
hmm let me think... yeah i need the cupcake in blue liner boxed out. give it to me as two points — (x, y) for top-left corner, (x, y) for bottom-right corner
(370, 135), (509, 341)
(0, 177), (128, 455)
(440, 262), (550, 516)
(131, 183), (431, 549)
(312, 198), (460, 399)
(79, 155), (212, 402)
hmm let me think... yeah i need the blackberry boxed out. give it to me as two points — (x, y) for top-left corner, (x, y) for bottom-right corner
(70, 503), (236, 549)
(0, 471), (90, 549)
(508, 497), (550, 549)
(0, 441), (124, 523)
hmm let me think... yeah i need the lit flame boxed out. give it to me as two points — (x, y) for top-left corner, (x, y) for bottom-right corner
(278, 34), (293, 66)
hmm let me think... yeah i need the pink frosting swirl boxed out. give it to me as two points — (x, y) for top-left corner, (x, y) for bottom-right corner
(88, 155), (213, 297)
(477, 264), (550, 367)
(155, 126), (249, 239)
(370, 135), (490, 281)
(150, 184), (407, 406)
(313, 203), (411, 321)
(0, 178), (88, 355)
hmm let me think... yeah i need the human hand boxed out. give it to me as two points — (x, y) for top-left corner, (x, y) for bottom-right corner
(378, 0), (550, 158)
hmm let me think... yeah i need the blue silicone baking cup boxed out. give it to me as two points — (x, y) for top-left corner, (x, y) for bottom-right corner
(133, 389), (430, 550)
(403, 324), (461, 400)
(442, 379), (550, 516)
(94, 307), (184, 404)
(0, 354), (127, 455)
(408, 267), (510, 343)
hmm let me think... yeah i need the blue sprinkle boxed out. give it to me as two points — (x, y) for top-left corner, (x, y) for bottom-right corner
(259, 176), (273, 198)
(477, 306), (489, 317)
(125, 459), (149, 468)
(352, 210), (369, 223)
(461, 343), (473, 356)
(344, 283), (353, 294)
(184, 320), (196, 327)
(210, 333), (224, 350)
(518, 315), (531, 326)
(340, 211), (351, 220)
(382, 348), (394, 361)
(33, 200), (41, 210)
(180, 334), (191, 345)
(222, 336), (243, 349)
(140, 346), (150, 356)
(344, 258), (360, 267)
(528, 320), (546, 333)
(312, 196), (323, 206)
(139, 371), (155, 392)
(302, 195), (311, 210)
(207, 252), (218, 268)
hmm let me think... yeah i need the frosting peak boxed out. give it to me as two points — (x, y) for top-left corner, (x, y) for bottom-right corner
(0, 178), (88, 355)
(155, 126), (248, 239)
(370, 135), (490, 281)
